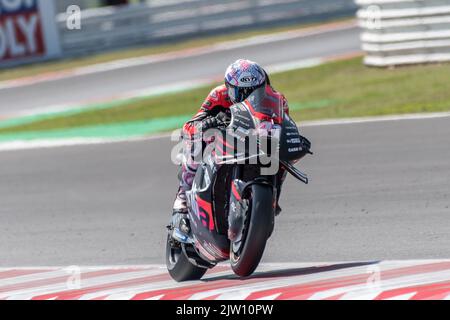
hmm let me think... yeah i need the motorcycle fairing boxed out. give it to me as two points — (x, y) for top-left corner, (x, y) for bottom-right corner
(187, 158), (230, 262)
(279, 113), (307, 162)
(183, 87), (311, 264)
(216, 103), (278, 166)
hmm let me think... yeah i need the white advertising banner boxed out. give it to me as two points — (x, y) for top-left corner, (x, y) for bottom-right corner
(0, 0), (61, 66)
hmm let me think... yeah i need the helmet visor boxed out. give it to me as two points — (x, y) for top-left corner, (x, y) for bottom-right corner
(226, 83), (262, 103)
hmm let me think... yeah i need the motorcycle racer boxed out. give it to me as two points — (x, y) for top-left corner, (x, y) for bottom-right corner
(172, 59), (290, 234)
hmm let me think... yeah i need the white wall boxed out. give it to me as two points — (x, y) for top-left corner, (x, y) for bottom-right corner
(356, 0), (450, 66)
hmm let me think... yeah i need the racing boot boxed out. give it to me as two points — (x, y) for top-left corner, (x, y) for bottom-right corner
(170, 187), (191, 243)
(173, 186), (188, 214)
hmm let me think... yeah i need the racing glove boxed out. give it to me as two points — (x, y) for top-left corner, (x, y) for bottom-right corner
(200, 116), (225, 132)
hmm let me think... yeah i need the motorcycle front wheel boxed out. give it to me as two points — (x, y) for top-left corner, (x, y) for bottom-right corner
(230, 184), (273, 277)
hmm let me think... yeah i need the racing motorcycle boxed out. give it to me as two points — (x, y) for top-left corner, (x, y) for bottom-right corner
(166, 86), (312, 281)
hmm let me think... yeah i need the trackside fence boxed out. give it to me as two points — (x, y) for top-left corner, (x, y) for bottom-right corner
(56, 0), (357, 57)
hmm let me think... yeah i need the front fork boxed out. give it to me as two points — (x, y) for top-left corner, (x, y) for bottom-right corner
(227, 165), (277, 242)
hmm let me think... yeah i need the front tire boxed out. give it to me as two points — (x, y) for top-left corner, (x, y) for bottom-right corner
(166, 234), (207, 282)
(230, 184), (273, 277)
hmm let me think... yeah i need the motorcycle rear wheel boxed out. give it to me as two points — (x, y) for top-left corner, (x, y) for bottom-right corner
(166, 234), (208, 282)
(230, 184), (273, 277)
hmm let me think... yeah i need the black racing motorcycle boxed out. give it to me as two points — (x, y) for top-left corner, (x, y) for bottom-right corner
(166, 86), (312, 281)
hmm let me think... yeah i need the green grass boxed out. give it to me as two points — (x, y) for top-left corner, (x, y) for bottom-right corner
(0, 18), (351, 82)
(1, 57), (450, 135)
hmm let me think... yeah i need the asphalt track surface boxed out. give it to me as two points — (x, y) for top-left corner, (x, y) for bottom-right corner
(0, 26), (361, 115)
(1, 116), (450, 267)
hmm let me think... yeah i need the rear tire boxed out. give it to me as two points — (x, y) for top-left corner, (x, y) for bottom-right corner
(166, 234), (207, 282)
(230, 184), (273, 277)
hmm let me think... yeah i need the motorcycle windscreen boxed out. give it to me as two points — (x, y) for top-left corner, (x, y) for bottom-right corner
(243, 85), (283, 124)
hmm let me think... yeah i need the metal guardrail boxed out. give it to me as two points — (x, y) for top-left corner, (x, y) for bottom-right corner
(356, 0), (450, 67)
(56, 0), (357, 57)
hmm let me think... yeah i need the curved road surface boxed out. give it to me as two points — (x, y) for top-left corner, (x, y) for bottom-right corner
(0, 24), (360, 115)
(1, 116), (449, 266)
